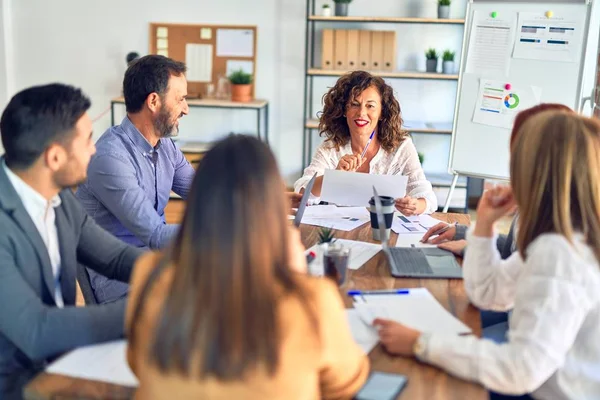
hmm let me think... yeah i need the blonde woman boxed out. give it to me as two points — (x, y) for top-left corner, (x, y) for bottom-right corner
(373, 111), (600, 399)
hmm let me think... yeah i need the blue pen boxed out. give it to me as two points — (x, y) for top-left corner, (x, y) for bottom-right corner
(347, 289), (410, 296)
(360, 130), (376, 159)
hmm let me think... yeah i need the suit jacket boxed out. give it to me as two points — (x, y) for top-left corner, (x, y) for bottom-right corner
(0, 159), (143, 399)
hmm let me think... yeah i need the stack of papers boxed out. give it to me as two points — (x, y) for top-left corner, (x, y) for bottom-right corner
(46, 340), (138, 387)
(391, 213), (442, 234)
(352, 288), (471, 335)
(305, 239), (381, 275)
(301, 205), (371, 232)
(320, 170), (408, 207)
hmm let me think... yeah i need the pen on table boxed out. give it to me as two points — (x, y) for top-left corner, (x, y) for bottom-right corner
(421, 222), (457, 242)
(306, 251), (316, 264)
(360, 130), (376, 159)
(347, 289), (410, 296)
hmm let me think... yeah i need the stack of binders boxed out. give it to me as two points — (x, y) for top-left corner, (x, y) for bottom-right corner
(322, 29), (397, 72)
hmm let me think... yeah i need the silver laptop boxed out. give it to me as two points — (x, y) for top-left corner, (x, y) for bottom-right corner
(373, 186), (462, 279)
(293, 173), (317, 227)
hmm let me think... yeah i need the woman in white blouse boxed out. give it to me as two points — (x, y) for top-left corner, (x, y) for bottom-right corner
(294, 71), (436, 215)
(373, 111), (600, 399)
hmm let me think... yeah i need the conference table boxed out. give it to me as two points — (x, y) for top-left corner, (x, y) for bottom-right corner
(24, 212), (486, 400)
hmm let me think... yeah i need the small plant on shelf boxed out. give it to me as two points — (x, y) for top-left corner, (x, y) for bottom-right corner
(425, 48), (439, 73)
(322, 4), (332, 17)
(333, 0), (352, 17)
(425, 48), (439, 60)
(318, 226), (336, 244)
(228, 69), (253, 103)
(442, 50), (456, 74)
(438, 0), (451, 19)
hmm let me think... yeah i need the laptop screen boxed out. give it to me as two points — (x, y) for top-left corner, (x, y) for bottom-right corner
(293, 173), (317, 227)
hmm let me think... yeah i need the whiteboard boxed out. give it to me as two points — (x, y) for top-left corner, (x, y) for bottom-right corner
(448, 0), (600, 181)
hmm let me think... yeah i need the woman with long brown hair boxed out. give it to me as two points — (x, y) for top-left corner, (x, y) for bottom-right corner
(372, 111), (600, 398)
(125, 135), (369, 399)
(294, 71), (436, 215)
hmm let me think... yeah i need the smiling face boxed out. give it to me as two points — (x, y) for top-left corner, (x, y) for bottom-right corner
(345, 85), (382, 139)
(153, 74), (189, 138)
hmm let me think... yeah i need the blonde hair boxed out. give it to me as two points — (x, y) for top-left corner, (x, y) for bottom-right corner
(510, 111), (600, 263)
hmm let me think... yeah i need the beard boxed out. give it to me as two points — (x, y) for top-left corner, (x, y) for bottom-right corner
(54, 159), (88, 189)
(154, 105), (179, 138)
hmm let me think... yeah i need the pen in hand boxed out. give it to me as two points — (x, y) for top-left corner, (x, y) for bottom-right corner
(420, 222), (457, 243)
(360, 130), (376, 160)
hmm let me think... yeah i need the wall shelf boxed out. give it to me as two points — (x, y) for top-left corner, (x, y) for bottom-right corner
(308, 16), (465, 24)
(307, 68), (459, 80)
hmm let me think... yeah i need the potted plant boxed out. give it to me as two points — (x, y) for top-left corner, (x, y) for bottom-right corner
(438, 0), (451, 19)
(333, 0), (352, 17)
(442, 50), (455, 74)
(228, 69), (253, 102)
(425, 48), (439, 73)
(322, 4), (332, 17)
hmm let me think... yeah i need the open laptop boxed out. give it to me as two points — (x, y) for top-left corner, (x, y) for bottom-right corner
(373, 186), (462, 279)
(293, 173), (317, 227)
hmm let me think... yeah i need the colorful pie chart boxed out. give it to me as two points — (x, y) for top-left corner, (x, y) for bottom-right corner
(504, 93), (520, 109)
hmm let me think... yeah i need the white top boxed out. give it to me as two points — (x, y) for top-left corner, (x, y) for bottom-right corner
(294, 137), (437, 214)
(3, 161), (64, 307)
(419, 230), (600, 399)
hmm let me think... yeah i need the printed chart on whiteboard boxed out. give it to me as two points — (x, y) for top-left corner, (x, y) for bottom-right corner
(513, 12), (583, 62)
(465, 11), (516, 77)
(472, 79), (542, 129)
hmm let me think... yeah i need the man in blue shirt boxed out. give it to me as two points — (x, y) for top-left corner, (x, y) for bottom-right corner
(76, 55), (195, 303)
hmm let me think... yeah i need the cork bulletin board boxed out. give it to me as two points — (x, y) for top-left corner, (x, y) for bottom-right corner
(149, 23), (257, 98)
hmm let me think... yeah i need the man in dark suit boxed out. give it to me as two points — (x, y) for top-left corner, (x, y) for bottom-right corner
(0, 84), (143, 399)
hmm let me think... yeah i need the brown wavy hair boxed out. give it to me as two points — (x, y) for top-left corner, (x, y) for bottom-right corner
(318, 71), (407, 152)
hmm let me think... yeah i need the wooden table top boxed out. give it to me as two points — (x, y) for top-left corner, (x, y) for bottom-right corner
(24, 212), (486, 400)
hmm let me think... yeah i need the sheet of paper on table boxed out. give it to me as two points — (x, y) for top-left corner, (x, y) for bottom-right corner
(346, 309), (379, 355)
(320, 170), (407, 207)
(301, 205), (371, 231)
(46, 340), (138, 387)
(391, 212), (443, 234)
(305, 239), (381, 275)
(353, 288), (471, 335)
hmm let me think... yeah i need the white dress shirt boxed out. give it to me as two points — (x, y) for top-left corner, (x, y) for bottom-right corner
(3, 161), (64, 307)
(419, 230), (600, 399)
(294, 137), (437, 214)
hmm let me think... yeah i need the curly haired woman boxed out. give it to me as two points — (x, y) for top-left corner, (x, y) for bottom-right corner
(294, 71), (436, 215)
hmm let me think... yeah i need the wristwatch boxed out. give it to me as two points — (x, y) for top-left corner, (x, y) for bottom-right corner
(413, 333), (431, 360)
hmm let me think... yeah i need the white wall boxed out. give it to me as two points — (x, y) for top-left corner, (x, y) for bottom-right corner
(8, 0), (467, 183)
(0, 0), (15, 154)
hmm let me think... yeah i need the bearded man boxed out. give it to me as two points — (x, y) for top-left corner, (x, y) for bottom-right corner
(76, 55), (195, 304)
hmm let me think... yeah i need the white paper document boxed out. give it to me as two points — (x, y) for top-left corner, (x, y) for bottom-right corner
(391, 212), (442, 234)
(394, 234), (437, 248)
(320, 170), (408, 207)
(346, 309), (379, 354)
(465, 11), (516, 77)
(301, 205), (370, 231)
(46, 340), (138, 387)
(513, 12), (583, 63)
(216, 28), (254, 57)
(306, 239), (381, 275)
(185, 44), (213, 82)
(472, 78), (542, 129)
(353, 288), (471, 335)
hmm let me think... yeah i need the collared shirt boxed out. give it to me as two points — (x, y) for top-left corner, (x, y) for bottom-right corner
(76, 117), (195, 249)
(419, 230), (600, 399)
(2, 161), (64, 307)
(294, 137), (437, 214)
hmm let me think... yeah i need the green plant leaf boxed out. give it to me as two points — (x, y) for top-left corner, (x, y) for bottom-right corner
(425, 48), (439, 60)
(227, 69), (253, 85)
(442, 50), (455, 61)
(438, 0), (451, 5)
